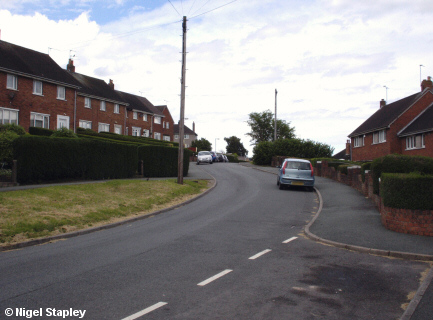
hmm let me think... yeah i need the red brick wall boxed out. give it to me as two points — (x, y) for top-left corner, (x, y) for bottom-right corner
(401, 132), (433, 158)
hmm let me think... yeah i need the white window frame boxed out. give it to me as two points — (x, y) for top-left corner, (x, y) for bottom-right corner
(33, 80), (43, 95)
(406, 134), (425, 150)
(79, 120), (92, 129)
(354, 135), (364, 148)
(114, 104), (120, 114)
(142, 129), (150, 137)
(143, 114), (148, 121)
(373, 130), (386, 144)
(98, 123), (110, 132)
(174, 134), (179, 140)
(84, 97), (91, 108)
(133, 112), (138, 120)
(166, 122), (169, 129)
(30, 112), (50, 128)
(154, 132), (161, 140)
(184, 134), (189, 139)
(154, 116), (161, 124)
(163, 135), (170, 141)
(7, 74), (17, 90)
(132, 127), (141, 136)
(114, 124), (122, 134)
(57, 115), (70, 129)
(57, 86), (66, 100)
(0, 107), (19, 125)
(100, 100), (106, 111)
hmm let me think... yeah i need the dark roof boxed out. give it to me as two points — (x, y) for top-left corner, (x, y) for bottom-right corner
(399, 103), (433, 136)
(69, 72), (125, 104)
(116, 90), (155, 113)
(174, 124), (197, 135)
(349, 91), (425, 137)
(332, 149), (350, 160)
(0, 40), (80, 88)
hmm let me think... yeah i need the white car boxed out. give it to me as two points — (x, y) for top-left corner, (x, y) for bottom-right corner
(197, 151), (213, 165)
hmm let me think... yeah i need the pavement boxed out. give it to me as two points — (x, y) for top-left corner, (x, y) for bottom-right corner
(1, 162), (432, 319)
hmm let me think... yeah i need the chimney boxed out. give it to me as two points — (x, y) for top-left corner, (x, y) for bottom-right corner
(421, 76), (433, 91)
(108, 79), (114, 90)
(380, 99), (386, 109)
(193, 121), (195, 133)
(345, 139), (351, 156)
(66, 59), (75, 72)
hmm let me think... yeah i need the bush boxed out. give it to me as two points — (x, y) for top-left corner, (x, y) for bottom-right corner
(0, 124), (26, 136)
(381, 173), (433, 210)
(29, 127), (54, 136)
(0, 124), (26, 167)
(337, 164), (351, 175)
(226, 154), (239, 163)
(370, 154), (433, 194)
(51, 128), (78, 138)
(138, 145), (190, 177)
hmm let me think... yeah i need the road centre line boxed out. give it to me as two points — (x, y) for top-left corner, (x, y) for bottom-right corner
(248, 249), (272, 260)
(197, 269), (233, 286)
(282, 236), (298, 243)
(121, 302), (167, 320)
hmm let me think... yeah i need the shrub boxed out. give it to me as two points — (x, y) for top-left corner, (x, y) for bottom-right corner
(381, 173), (433, 210)
(29, 127), (54, 136)
(0, 131), (19, 166)
(337, 164), (351, 175)
(51, 128), (78, 138)
(0, 124), (26, 136)
(226, 154), (239, 163)
(138, 145), (190, 177)
(370, 154), (433, 194)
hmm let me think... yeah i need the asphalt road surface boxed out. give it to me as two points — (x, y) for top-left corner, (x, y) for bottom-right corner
(0, 163), (429, 319)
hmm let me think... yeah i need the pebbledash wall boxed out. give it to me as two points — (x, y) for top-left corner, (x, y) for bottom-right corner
(315, 160), (433, 237)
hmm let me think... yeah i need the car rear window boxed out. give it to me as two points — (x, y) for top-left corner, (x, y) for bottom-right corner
(284, 161), (310, 170)
(199, 151), (211, 155)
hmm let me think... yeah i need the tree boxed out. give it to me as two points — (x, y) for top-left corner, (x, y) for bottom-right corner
(191, 138), (212, 152)
(246, 110), (295, 145)
(224, 136), (248, 156)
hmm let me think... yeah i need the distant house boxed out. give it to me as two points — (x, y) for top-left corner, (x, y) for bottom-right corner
(174, 122), (197, 148)
(0, 40), (174, 141)
(348, 78), (433, 161)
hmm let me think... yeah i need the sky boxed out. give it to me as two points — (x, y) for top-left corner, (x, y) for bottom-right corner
(1, 0), (433, 156)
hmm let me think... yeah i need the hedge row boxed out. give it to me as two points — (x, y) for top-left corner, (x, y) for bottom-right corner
(139, 145), (190, 177)
(371, 154), (433, 194)
(253, 139), (334, 165)
(381, 173), (433, 210)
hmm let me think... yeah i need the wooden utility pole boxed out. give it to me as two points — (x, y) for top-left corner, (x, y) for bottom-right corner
(274, 89), (278, 141)
(177, 16), (187, 184)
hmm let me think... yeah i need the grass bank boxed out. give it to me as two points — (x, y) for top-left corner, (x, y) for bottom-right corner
(0, 179), (210, 246)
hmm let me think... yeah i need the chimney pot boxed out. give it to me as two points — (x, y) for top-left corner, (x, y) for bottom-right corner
(421, 77), (433, 91)
(67, 59), (75, 72)
(380, 99), (386, 109)
(108, 79), (114, 90)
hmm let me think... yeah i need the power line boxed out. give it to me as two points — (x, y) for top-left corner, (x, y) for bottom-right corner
(167, 0), (182, 16)
(190, 0), (239, 19)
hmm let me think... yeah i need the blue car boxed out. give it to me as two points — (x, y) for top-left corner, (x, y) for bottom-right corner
(209, 151), (217, 162)
(277, 158), (315, 190)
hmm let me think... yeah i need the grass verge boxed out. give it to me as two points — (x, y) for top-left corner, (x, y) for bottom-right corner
(0, 179), (210, 245)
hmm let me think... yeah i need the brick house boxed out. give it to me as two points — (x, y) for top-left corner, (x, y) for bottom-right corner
(0, 40), (81, 131)
(348, 79), (433, 161)
(0, 40), (174, 141)
(174, 122), (197, 148)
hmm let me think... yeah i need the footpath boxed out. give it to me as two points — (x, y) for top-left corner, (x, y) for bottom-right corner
(240, 162), (433, 320)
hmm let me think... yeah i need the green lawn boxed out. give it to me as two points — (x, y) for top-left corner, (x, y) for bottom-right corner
(0, 179), (209, 245)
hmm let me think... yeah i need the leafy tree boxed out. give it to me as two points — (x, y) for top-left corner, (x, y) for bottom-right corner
(224, 136), (248, 156)
(191, 138), (212, 152)
(246, 110), (295, 145)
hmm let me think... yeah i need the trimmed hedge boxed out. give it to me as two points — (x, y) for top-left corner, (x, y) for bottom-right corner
(29, 126), (55, 136)
(371, 154), (433, 194)
(381, 173), (433, 210)
(138, 145), (190, 177)
(13, 136), (138, 183)
(226, 155), (239, 163)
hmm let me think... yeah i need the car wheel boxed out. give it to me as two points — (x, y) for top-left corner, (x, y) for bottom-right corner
(196, 162), (200, 165)
(277, 179), (280, 186)
(279, 182), (285, 190)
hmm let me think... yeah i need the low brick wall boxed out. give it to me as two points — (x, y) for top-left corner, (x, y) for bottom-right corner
(315, 160), (433, 237)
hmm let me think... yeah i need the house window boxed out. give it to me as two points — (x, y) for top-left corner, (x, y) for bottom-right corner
(0, 107), (19, 125)
(57, 86), (66, 100)
(7, 74), (17, 90)
(154, 132), (161, 140)
(98, 123), (109, 132)
(30, 112), (49, 128)
(84, 97), (91, 108)
(184, 134), (189, 139)
(143, 114), (148, 121)
(100, 101), (106, 111)
(114, 104), (120, 114)
(154, 116), (161, 124)
(57, 115), (69, 129)
(163, 135), (170, 141)
(79, 120), (92, 129)
(132, 127), (141, 136)
(354, 135), (364, 148)
(166, 122), (169, 129)
(114, 125), (122, 134)
(133, 112), (138, 120)
(373, 130), (386, 144)
(33, 80), (43, 95)
(406, 134), (425, 150)
(142, 129), (150, 137)
(174, 134), (179, 140)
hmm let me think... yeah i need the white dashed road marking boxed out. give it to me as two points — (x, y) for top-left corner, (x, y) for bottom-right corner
(121, 302), (167, 320)
(282, 236), (298, 243)
(197, 269), (233, 286)
(248, 249), (272, 260)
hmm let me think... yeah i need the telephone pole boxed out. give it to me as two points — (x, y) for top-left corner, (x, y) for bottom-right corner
(274, 89), (278, 141)
(177, 16), (187, 184)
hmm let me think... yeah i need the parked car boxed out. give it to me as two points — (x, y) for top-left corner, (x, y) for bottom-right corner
(216, 153), (225, 162)
(223, 155), (229, 162)
(209, 151), (217, 162)
(197, 151), (213, 165)
(277, 158), (315, 190)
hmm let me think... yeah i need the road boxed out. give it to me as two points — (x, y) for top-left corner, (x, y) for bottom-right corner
(0, 163), (429, 319)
